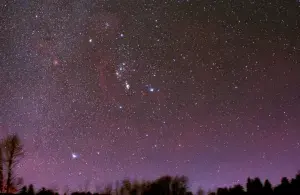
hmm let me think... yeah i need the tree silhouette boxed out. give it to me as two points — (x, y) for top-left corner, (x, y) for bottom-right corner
(28, 184), (35, 195)
(207, 191), (216, 195)
(274, 177), (290, 195)
(131, 180), (141, 195)
(196, 188), (205, 195)
(156, 175), (172, 195)
(2, 134), (24, 193)
(246, 177), (263, 195)
(263, 179), (273, 195)
(246, 178), (252, 194)
(172, 176), (188, 195)
(229, 184), (245, 195)
(120, 179), (131, 195)
(216, 187), (229, 195)
(36, 187), (56, 195)
(19, 185), (28, 195)
(6, 171), (300, 195)
(291, 172), (300, 195)
(139, 180), (151, 195)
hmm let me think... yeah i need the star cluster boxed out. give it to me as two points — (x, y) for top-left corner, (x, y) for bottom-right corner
(0, 0), (300, 192)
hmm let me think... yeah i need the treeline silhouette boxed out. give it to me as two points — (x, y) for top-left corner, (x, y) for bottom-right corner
(10, 172), (300, 195)
(0, 134), (299, 195)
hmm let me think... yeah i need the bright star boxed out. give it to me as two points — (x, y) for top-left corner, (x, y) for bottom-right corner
(89, 38), (92, 43)
(72, 153), (78, 159)
(120, 33), (124, 37)
(125, 81), (130, 90)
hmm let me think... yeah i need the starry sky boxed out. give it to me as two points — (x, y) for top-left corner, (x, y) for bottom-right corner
(0, 0), (300, 192)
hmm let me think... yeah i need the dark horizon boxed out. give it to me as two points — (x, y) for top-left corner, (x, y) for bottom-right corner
(4, 172), (300, 195)
(1, 0), (300, 192)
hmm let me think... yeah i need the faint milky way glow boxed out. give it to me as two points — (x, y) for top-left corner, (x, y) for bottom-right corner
(1, 0), (300, 192)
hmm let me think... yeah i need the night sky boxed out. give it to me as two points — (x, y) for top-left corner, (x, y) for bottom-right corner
(1, 0), (300, 192)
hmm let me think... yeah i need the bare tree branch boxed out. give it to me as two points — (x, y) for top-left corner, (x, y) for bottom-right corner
(2, 134), (24, 193)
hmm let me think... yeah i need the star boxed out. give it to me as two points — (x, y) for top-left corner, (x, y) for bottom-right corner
(71, 153), (78, 159)
(146, 85), (156, 92)
(125, 81), (130, 90)
(104, 22), (110, 29)
(116, 71), (121, 78)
